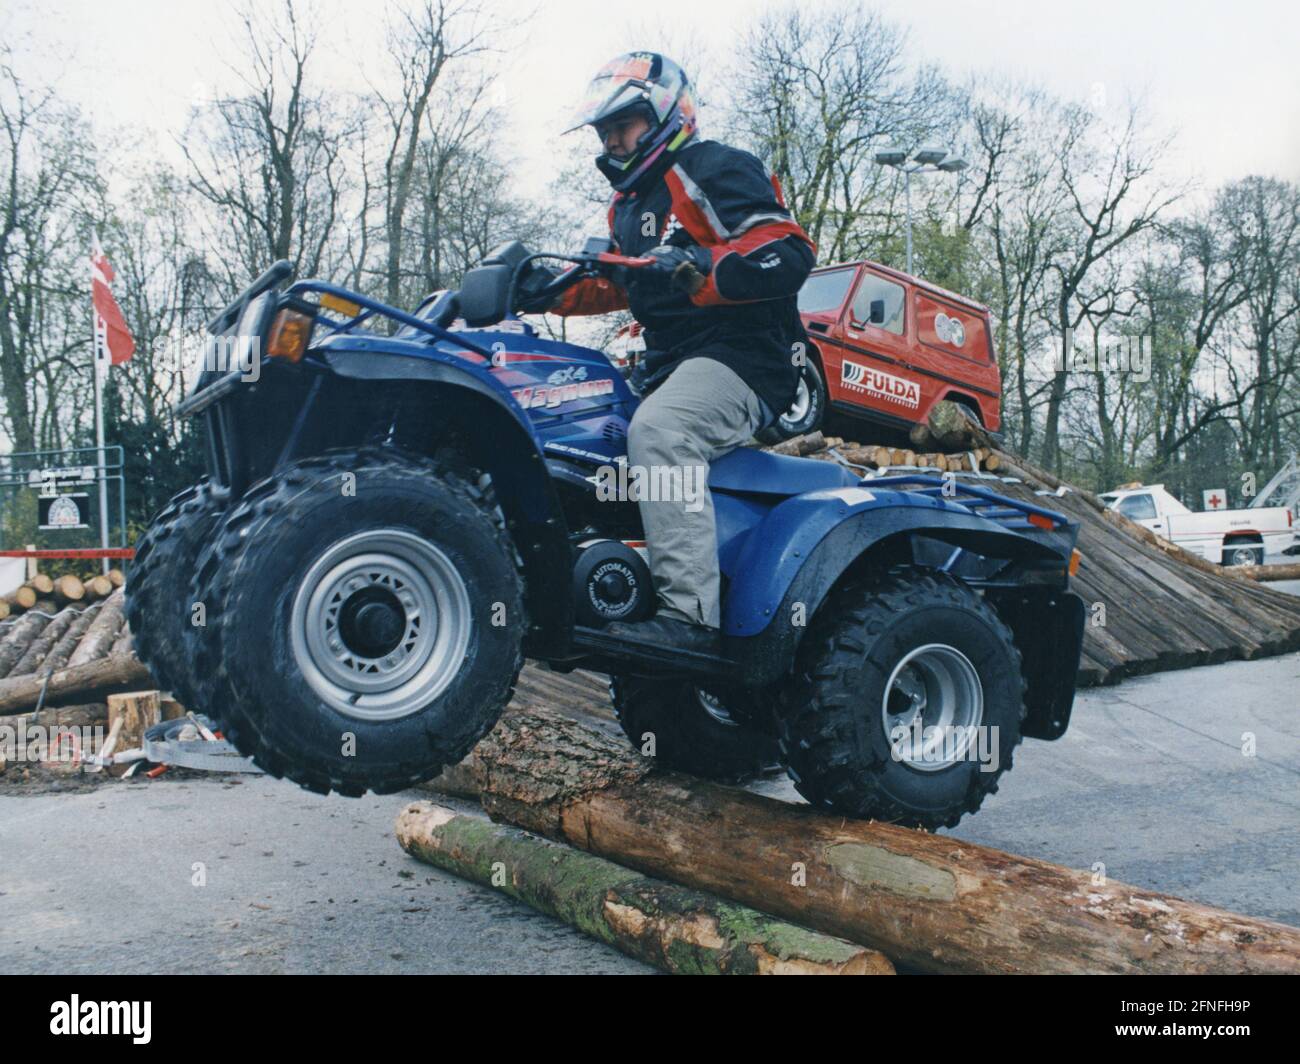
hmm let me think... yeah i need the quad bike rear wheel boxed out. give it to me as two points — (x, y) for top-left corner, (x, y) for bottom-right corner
(777, 566), (1026, 830)
(125, 478), (225, 706)
(610, 675), (779, 782)
(189, 448), (524, 796)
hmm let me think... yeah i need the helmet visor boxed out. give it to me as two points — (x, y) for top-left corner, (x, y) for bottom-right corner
(563, 77), (655, 136)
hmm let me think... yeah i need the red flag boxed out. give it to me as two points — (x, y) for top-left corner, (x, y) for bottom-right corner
(91, 238), (134, 365)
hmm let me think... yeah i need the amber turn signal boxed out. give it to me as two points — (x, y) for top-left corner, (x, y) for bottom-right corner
(1069, 549), (1082, 576)
(266, 308), (314, 363)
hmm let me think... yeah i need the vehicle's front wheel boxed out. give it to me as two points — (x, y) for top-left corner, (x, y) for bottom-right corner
(189, 448), (524, 796)
(777, 566), (1026, 830)
(756, 358), (826, 444)
(611, 675), (778, 782)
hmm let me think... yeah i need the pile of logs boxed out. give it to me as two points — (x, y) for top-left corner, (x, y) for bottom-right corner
(0, 568), (123, 621)
(764, 403), (1300, 686)
(0, 589), (150, 718)
(405, 705), (1300, 975)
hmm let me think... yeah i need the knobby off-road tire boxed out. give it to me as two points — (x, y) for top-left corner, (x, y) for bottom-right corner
(610, 676), (779, 782)
(189, 448), (524, 796)
(777, 566), (1026, 830)
(125, 478), (225, 705)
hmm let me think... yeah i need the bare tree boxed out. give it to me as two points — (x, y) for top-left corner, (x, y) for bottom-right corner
(1039, 101), (1181, 472)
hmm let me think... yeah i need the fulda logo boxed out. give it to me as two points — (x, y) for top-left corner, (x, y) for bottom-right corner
(512, 377), (615, 410)
(841, 360), (920, 408)
(934, 312), (966, 347)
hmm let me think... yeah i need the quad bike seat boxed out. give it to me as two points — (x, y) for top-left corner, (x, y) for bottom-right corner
(708, 446), (860, 497)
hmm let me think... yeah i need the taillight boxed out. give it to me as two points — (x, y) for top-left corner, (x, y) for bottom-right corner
(1028, 513), (1055, 530)
(266, 308), (314, 363)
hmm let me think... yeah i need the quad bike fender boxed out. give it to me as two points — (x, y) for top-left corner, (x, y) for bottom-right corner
(723, 486), (1066, 685)
(319, 345), (575, 653)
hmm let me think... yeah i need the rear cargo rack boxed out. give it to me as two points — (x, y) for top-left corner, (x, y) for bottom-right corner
(862, 473), (1072, 532)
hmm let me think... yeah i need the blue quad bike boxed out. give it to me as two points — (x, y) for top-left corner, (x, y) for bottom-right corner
(126, 240), (1085, 829)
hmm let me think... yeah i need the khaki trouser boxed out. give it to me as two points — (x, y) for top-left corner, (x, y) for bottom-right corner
(626, 357), (769, 629)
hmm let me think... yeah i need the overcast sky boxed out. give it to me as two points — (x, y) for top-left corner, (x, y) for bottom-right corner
(4, 0), (1299, 204)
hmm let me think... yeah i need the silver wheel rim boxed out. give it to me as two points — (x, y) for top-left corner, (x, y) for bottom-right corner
(696, 688), (740, 727)
(783, 374), (812, 425)
(1228, 547), (1257, 566)
(882, 644), (984, 772)
(290, 529), (472, 722)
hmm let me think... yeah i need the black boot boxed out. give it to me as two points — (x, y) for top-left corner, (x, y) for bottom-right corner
(605, 615), (721, 655)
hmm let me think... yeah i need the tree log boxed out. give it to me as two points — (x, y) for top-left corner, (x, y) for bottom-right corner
(927, 400), (998, 451)
(29, 574), (54, 596)
(1237, 562), (1300, 582)
(0, 702), (108, 730)
(2, 586), (36, 612)
(431, 707), (1300, 975)
(107, 568), (125, 588)
(0, 612), (51, 677)
(53, 575), (85, 605)
(397, 802), (893, 975)
(8, 607), (79, 678)
(768, 431), (826, 457)
(85, 575), (114, 600)
(44, 601), (103, 673)
(0, 654), (152, 715)
(106, 690), (160, 752)
(67, 589), (125, 667)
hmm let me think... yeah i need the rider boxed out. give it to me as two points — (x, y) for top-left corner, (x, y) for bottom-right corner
(542, 51), (816, 653)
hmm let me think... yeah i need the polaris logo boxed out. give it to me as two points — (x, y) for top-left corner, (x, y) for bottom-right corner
(841, 360), (920, 408)
(49, 996), (151, 1044)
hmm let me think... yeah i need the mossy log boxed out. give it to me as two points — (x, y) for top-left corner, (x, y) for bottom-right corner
(397, 801), (893, 975)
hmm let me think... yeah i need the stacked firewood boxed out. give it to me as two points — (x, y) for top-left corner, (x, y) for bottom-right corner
(0, 568), (124, 621)
(0, 589), (148, 717)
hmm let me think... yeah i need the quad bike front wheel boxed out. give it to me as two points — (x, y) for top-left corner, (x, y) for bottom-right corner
(611, 675), (779, 782)
(125, 478), (225, 706)
(778, 566), (1026, 830)
(189, 448), (524, 796)
(755, 358), (826, 444)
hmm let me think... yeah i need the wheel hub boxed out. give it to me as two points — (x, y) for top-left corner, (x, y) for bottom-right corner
(882, 644), (984, 772)
(784, 375), (812, 424)
(290, 529), (473, 722)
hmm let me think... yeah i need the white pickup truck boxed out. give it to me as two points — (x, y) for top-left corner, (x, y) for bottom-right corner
(1099, 483), (1297, 566)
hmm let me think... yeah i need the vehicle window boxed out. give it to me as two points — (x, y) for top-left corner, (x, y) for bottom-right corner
(1116, 494), (1156, 520)
(851, 273), (905, 335)
(798, 268), (855, 314)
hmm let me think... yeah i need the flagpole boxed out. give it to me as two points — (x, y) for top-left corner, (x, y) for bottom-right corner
(91, 256), (110, 576)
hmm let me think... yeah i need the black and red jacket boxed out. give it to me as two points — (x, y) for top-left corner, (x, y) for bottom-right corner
(553, 139), (817, 415)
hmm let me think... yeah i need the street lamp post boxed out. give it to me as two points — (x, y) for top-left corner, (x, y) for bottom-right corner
(873, 145), (968, 275)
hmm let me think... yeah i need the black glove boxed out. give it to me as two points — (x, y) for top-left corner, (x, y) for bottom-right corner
(643, 244), (712, 295)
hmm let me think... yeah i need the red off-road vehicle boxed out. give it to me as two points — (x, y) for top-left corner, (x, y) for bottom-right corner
(790, 260), (1002, 443)
(610, 260), (1002, 444)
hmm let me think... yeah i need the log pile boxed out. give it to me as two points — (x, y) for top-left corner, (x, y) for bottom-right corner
(757, 404), (1300, 686)
(0, 569), (123, 621)
(0, 589), (143, 717)
(415, 705), (1300, 975)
